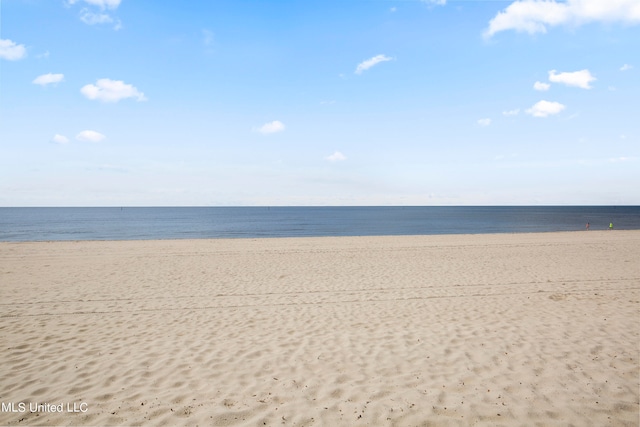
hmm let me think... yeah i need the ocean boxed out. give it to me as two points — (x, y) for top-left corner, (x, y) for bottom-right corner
(1, 206), (639, 242)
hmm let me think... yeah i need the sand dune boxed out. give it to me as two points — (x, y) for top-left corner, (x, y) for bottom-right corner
(1, 231), (639, 426)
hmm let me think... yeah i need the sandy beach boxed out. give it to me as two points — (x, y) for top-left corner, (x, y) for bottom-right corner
(1, 231), (638, 426)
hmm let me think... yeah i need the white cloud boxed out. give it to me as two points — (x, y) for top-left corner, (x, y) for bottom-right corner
(81, 78), (147, 102)
(80, 9), (113, 25)
(484, 0), (640, 38)
(533, 81), (550, 91)
(620, 64), (633, 71)
(51, 134), (70, 144)
(326, 151), (347, 162)
(548, 69), (595, 89)
(258, 120), (285, 134)
(502, 108), (520, 116)
(69, 0), (121, 29)
(76, 130), (106, 142)
(390, 7), (397, 13)
(422, 0), (446, 5)
(526, 100), (566, 117)
(67, 0), (121, 10)
(355, 54), (393, 74)
(477, 118), (492, 127)
(0, 39), (27, 61)
(33, 73), (65, 86)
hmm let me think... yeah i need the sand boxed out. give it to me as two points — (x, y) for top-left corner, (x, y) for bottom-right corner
(0, 231), (638, 426)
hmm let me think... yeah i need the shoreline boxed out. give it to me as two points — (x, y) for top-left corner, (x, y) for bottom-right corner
(2, 228), (637, 245)
(1, 231), (638, 425)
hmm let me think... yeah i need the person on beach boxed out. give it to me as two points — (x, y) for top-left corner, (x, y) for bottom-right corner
(586, 222), (590, 230)
(609, 222), (613, 230)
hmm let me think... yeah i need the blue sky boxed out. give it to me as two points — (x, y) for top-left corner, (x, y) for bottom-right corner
(1, 0), (638, 206)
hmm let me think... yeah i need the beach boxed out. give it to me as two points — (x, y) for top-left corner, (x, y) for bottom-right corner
(1, 231), (638, 426)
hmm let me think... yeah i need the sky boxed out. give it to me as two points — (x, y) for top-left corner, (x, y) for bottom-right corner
(0, 0), (638, 206)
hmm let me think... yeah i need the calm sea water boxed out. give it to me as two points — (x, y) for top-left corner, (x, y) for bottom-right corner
(1, 206), (639, 242)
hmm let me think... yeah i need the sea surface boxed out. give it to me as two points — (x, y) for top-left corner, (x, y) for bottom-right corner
(1, 206), (639, 242)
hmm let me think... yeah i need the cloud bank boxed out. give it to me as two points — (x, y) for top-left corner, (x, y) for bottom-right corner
(484, 0), (640, 38)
